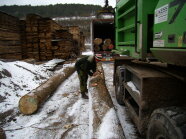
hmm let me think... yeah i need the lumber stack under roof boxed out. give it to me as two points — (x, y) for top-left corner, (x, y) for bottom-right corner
(0, 11), (22, 59)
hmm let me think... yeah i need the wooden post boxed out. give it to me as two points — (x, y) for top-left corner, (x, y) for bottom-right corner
(19, 65), (75, 115)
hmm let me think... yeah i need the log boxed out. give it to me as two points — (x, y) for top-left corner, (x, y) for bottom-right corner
(104, 38), (111, 46)
(108, 44), (114, 50)
(102, 44), (108, 51)
(89, 62), (116, 138)
(93, 38), (102, 45)
(19, 65), (75, 115)
(94, 45), (100, 52)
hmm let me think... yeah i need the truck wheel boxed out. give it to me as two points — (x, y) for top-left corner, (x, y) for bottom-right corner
(147, 107), (186, 139)
(115, 66), (125, 105)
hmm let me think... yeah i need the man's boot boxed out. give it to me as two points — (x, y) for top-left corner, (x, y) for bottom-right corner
(81, 92), (88, 99)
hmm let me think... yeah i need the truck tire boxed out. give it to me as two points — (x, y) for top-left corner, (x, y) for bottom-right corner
(115, 66), (125, 105)
(147, 107), (186, 139)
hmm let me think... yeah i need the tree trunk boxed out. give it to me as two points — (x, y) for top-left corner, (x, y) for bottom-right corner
(19, 65), (75, 115)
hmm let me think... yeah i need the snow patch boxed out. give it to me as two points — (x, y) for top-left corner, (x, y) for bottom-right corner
(127, 81), (140, 95)
(82, 51), (94, 56)
(98, 108), (122, 139)
(102, 63), (138, 139)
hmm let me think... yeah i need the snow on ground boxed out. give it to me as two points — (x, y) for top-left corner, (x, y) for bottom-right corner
(0, 59), (64, 113)
(1, 59), (134, 139)
(1, 60), (90, 139)
(98, 108), (124, 139)
(82, 51), (94, 56)
(102, 62), (138, 139)
(3, 71), (89, 139)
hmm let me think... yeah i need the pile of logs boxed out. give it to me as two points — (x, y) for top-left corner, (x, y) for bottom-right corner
(0, 11), (22, 59)
(93, 38), (114, 52)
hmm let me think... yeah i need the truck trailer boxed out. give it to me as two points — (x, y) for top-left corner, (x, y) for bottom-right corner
(114, 0), (186, 138)
(91, 1), (116, 61)
(91, 18), (115, 61)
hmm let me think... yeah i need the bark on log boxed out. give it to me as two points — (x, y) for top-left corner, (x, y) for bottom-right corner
(104, 38), (111, 46)
(19, 65), (75, 115)
(102, 44), (108, 51)
(89, 63), (125, 138)
(94, 45), (100, 52)
(93, 38), (102, 45)
(89, 62), (114, 138)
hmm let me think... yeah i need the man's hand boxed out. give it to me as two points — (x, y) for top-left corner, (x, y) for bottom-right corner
(93, 72), (98, 76)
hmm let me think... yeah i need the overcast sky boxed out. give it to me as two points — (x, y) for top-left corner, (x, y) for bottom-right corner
(0, 0), (116, 7)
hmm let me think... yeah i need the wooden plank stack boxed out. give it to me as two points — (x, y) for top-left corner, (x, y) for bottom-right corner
(25, 14), (79, 61)
(0, 11), (22, 59)
(25, 14), (42, 60)
(52, 29), (74, 59)
(38, 17), (63, 60)
(0, 12), (84, 61)
(20, 20), (27, 59)
(68, 26), (85, 55)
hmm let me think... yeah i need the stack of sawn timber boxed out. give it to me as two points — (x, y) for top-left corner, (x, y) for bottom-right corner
(69, 26), (85, 55)
(25, 14), (41, 60)
(0, 12), (22, 59)
(0, 12), (85, 61)
(52, 29), (74, 59)
(25, 14), (74, 61)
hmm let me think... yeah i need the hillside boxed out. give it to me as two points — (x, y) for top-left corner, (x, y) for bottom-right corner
(0, 4), (101, 18)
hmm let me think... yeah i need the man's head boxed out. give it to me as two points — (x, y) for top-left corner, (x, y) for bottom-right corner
(88, 55), (95, 62)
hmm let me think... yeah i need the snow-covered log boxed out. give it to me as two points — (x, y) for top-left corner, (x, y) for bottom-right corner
(19, 66), (75, 115)
(89, 62), (114, 138)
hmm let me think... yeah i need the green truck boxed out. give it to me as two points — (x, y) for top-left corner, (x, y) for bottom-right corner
(114, 0), (186, 138)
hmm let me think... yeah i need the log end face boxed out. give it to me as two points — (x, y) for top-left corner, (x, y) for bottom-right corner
(19, 95), (38, 115)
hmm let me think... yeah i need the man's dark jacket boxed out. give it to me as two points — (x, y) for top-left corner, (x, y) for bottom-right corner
(75, 56), (96, 76)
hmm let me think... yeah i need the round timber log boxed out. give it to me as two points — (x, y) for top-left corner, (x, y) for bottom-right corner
(93, 38), (102, 45)
(19, 66), (75, 115)
(89, 62), (114, 138)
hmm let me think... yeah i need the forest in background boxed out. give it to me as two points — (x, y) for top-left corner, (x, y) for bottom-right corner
(0, 4), (102, 18)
